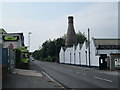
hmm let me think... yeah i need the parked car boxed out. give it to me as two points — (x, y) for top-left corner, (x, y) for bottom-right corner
(30, 57), (35, 61)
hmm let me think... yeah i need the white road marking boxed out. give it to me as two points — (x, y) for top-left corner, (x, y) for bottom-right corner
(42, 71), (64, 88)
(76, 72), (87, 75)
(82, 73), (87, 75)
(103, 79), (113, 82)
(94, 76), (112, 83)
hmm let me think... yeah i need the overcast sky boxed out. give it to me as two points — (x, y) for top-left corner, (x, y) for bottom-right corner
(0, 1), (118, 52)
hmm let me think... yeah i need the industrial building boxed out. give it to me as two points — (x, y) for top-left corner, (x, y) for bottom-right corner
(59, 16), (120, 70)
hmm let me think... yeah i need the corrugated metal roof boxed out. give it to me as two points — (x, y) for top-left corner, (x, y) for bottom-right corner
(93, 38), (120, 48)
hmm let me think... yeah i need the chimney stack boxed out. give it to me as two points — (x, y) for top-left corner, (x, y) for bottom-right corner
(65, 16), (77, 47)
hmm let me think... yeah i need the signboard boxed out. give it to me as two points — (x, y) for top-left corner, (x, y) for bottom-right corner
(3, 36), (19, 41)
(98, 45), (120, 50)
(19, 46), (28, 52)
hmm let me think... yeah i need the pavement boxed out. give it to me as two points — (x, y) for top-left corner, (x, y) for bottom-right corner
(95, 69), (119, 76)
(2, 61), (64, 89)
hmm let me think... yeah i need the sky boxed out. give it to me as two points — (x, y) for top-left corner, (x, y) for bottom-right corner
(0, 1), (118, 52)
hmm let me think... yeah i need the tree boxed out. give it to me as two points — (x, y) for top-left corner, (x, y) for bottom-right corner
(32, 31), (86, 62)
(76, 31), (87, 44)
(32, 50), (40, 60)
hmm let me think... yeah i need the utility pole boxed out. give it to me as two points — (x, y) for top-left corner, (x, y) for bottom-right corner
(88, 28), (91, 67)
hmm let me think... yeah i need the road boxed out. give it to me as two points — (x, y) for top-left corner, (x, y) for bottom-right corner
(33, 60), (120, 90)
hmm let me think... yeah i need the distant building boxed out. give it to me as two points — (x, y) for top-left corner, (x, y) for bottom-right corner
(3, 32), (25, 49)
(59, 16), (120, 70)
(91, 38), (120, 70)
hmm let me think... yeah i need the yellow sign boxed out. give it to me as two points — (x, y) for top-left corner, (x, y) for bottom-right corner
(3, 36), (19, 41)
(19, 46), (28, 52)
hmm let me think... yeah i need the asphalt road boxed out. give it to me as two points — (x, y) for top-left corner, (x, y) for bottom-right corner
(33, 60), (120, 90)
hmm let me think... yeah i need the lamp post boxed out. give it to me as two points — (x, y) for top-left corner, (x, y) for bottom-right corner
(28, 32), (32, 52)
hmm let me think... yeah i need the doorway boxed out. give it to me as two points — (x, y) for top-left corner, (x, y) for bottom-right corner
(99, 54), (107, 70)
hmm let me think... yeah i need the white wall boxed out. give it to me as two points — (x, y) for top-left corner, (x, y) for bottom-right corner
(75, 44), (81, 65)
(81, 42), (87, 66)
(59, 44), (81, 65)
(65, 47), (73, 64)
(80, 39), (100, 67)
(71, 45), (75, 64)
(59, 40), (100, 67)
(90, 39), (99, 67)
(59, 47), (65, 63)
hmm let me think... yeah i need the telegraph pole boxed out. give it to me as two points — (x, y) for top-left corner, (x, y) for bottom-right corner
(88, 28), (91, 67)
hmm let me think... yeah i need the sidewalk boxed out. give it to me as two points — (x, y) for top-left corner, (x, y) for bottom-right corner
(80, 67), (120, 76)
(86, 68), (119, 76)
(2, 61), (64, 89)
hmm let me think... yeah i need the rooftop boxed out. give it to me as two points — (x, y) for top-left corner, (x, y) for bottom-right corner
(93, 38), (120, 49)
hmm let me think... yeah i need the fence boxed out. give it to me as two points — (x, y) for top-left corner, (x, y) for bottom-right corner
(2, 47), (16, 73)
(2, 48), (9, 69)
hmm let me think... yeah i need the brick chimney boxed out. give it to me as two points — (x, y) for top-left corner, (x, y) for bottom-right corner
(65, 16), (77, 47)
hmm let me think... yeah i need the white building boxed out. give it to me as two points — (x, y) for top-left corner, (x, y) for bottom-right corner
(59, 47), (65, 63)
(59, 16), (120, 70)
(91, 38), (120, 70)
(59, 38), (120, 70)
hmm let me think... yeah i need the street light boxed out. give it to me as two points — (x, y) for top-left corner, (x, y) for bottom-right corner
(28, 32), (32, 52)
